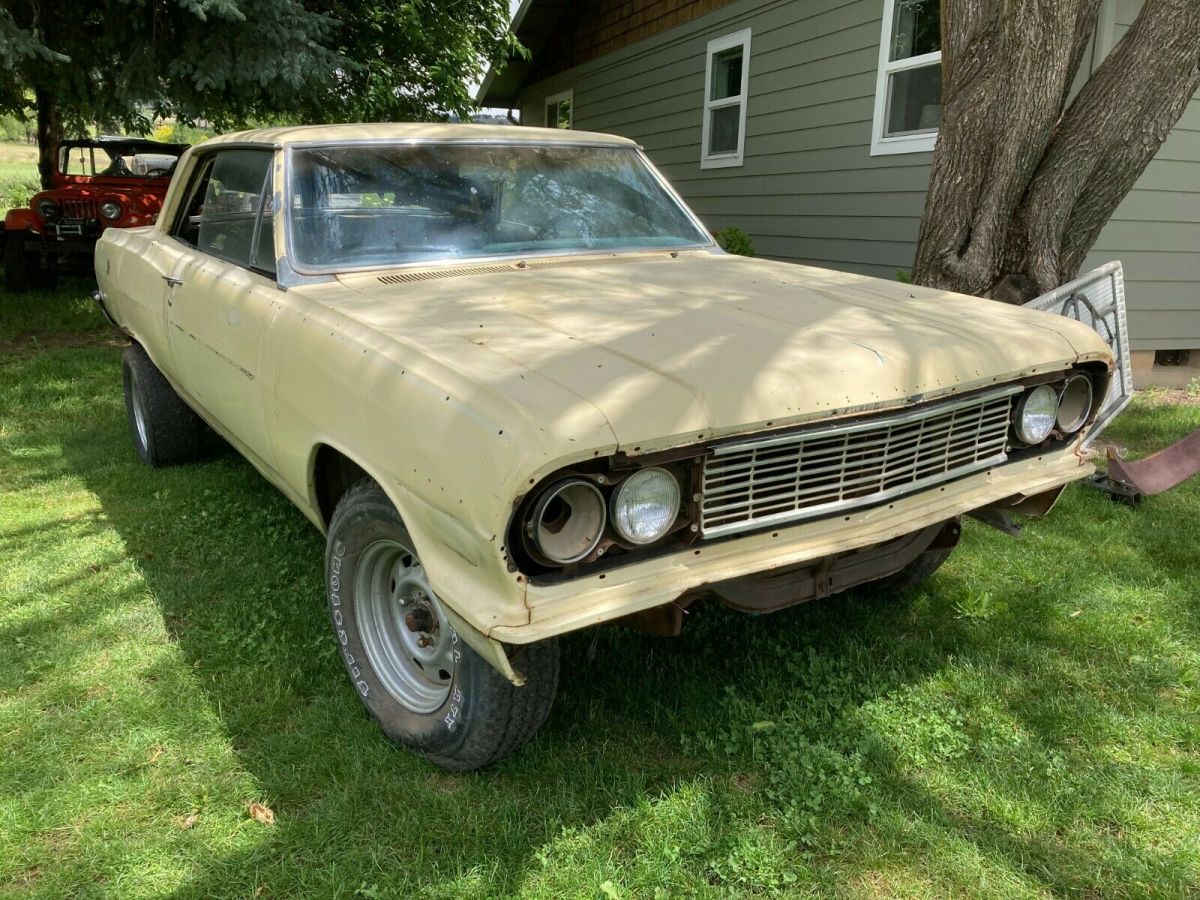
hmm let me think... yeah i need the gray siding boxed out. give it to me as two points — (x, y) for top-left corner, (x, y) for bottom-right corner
(518, 0), (1200, 349)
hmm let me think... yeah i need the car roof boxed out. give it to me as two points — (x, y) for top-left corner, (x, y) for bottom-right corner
(202, 122), (639, 149)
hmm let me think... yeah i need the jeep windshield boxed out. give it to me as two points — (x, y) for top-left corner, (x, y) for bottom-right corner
(59, 143), (183, 178)
(287, 143), (712, 272)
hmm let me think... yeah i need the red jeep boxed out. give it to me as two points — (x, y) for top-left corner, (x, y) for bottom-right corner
(2, 136), (188, 290)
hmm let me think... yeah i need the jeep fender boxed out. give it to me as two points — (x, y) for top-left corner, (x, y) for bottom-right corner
(4, 209), (37, 233)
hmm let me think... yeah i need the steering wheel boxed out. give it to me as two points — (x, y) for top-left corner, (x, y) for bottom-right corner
(144, 167), (171, 177)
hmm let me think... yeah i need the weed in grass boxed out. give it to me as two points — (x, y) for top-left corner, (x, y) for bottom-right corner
(953, 588), (998, 622)
(2, 279), (1200, 897)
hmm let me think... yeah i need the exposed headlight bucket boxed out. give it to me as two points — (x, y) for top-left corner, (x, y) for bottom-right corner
(1056, 375), (1093, 434)
(35, 198), (59, 221)
(527, 478), (606, 565)
(1014, 384), (1059, 444)
(99, 200), (122, 221)
(611, 467), (681, 545)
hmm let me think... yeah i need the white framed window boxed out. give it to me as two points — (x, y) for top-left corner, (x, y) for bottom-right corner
(871, 0), (942, 156)
(544, 90), (573, 129)
(701, 28), (751, 169)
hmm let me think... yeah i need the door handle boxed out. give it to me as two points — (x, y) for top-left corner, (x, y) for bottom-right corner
(162, 275), (184, 288)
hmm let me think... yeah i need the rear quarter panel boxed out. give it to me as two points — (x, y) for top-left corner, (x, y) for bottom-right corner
(95, 227), (173, 365)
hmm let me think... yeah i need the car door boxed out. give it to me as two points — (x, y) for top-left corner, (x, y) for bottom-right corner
(163, 148), (280, 468)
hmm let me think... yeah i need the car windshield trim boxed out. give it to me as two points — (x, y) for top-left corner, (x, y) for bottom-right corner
(281, 141), (715, 276)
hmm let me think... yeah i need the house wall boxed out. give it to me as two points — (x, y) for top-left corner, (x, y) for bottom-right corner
(1080, 0), (1200, 351)
(516, 0), (1200, 350)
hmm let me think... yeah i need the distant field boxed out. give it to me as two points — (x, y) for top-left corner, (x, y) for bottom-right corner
(0, 141), (39, 214)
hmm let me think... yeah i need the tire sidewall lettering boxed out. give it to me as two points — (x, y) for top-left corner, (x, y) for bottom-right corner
(329, 538), (366, 696)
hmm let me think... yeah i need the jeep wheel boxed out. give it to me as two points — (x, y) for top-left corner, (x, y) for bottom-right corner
(326, 478), (559, 771)
(121, 343), (211, 466)
(3, 235), (39, 292)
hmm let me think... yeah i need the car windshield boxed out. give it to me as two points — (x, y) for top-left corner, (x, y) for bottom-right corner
(287, 143), (711, 271)
(59, 145), (182, 178)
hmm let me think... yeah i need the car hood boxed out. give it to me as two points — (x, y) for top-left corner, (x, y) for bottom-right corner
(326, 251), (1111, 452)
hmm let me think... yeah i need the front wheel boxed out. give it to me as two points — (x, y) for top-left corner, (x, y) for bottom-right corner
(326, 478), (559, 771)
(864, 545), (955, 597)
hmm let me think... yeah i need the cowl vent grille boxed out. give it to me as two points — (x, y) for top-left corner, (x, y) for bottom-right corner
(375, 251), (675, 285)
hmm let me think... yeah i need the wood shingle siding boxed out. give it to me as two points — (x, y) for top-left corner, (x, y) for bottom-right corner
(527, 0), (738, 83)
(516, 0), (1200, 350)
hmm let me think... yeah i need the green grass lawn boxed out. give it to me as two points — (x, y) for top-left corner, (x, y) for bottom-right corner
(2, 279), (1200, 898)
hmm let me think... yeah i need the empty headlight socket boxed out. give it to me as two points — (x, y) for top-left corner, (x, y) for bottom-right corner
(507, 453), (702, 578)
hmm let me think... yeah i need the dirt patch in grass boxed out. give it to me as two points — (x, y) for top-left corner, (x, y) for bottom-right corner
(1137, 386), (1200, 408)
(0, 329), (126, 359)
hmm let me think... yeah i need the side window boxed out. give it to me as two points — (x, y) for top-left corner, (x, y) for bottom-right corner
(172, 149), (275, 273)
(870, 0), (942, 155)
(701, 29), (751, 169)
(172, 157), (216, 248)
(544, 90), (573, 129)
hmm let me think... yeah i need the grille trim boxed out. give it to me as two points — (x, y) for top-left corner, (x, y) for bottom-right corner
(60, 198), (100, 221)
(700, 385), (1022, 538)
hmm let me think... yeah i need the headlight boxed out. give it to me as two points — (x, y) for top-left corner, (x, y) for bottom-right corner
(526, 478), (606, 564)
(1056, 375), (1093, 433)
(1014, 384), (1058, 444)
(611, 467), (681, 545)
(99, 200), (122, 221)
(35, 198), (59, 221)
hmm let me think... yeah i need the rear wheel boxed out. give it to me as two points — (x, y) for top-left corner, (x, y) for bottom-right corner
(326, 478), (559, 771)
(121, 343), (210, 466)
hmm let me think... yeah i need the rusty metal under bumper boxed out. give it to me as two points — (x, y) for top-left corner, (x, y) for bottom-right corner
(709, 519), (960, 613)
(618, 519), (960, 635)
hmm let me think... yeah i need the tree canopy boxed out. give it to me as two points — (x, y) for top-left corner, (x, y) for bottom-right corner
(0, 0), (520, 186)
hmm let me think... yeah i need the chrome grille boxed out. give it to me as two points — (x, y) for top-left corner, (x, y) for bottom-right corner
(700, 386), (1021, 538)
(60, 198), (99, 220)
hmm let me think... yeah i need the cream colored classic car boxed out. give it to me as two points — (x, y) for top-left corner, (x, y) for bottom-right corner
(95, 123), (1117, 770)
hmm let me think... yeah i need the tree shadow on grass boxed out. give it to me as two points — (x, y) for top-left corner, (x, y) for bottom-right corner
(15, 346), (1198, 896)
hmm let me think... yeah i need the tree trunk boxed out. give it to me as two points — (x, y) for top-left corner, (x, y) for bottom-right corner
(34, 85), (62, 190)
(912, 0), (1200, 300)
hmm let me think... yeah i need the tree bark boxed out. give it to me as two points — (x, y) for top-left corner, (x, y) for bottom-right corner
(912, 0), (1200, 299)
(34, 85), (61, 190)
(1009, 0), (1200, 290)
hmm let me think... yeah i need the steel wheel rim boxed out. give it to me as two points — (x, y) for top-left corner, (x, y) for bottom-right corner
(130, 375), (149, 450)
(355, 539), (455, 713)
